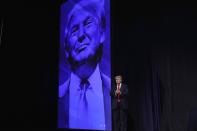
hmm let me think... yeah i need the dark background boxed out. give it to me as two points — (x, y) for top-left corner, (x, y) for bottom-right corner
(1, 0), (197, 131)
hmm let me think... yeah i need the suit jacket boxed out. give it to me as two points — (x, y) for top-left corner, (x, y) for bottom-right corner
(110, 83), (129, 110)
(58, 72), (111, 130)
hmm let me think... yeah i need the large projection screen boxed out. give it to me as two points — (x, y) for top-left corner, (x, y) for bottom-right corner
(58, 0), (111, 130)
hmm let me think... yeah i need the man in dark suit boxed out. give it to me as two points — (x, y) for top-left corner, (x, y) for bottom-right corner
(58, 0), (111, 130)
(111, 75), (129, 131)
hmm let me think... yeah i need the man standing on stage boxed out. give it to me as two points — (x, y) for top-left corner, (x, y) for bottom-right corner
(111, 75), (129, 131)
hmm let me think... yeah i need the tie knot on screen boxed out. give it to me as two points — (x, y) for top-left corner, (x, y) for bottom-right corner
(80, 79), (90, 91)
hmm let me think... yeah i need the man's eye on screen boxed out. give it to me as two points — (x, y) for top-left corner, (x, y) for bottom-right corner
(84, 18), (96, 28)
(71, 26), (78, 35)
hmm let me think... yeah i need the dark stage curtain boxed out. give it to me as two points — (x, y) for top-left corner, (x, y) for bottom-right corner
(112, 4), (197, 131)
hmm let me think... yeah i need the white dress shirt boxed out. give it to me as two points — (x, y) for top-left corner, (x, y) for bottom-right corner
(69, 64), (105, 130)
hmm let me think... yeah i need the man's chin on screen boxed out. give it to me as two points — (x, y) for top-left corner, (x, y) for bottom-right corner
(71, 47), (97, 63)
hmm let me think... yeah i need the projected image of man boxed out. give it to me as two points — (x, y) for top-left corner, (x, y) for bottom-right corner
(58, 0), (111, 130)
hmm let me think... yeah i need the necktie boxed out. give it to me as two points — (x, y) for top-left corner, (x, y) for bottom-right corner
(117, 84), (120, 102)
(77, 79), (90, 128)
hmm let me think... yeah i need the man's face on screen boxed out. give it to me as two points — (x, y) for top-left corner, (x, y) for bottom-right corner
(67, 9), (103, 64)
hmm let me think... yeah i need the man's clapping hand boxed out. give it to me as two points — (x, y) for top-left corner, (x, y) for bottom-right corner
(115, 89), (121, 95)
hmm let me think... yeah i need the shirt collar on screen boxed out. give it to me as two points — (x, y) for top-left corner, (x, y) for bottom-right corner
(88, 64), (102, 93)
(70, 71), (81, 92)
(70, 64), (102, 93)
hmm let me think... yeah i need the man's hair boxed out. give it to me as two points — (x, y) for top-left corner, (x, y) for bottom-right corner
(64, 0), (106, 56)
(115, 75), (122, 80)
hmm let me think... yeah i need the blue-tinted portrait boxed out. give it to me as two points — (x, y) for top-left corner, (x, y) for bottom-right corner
(58, 0), (111, 130)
